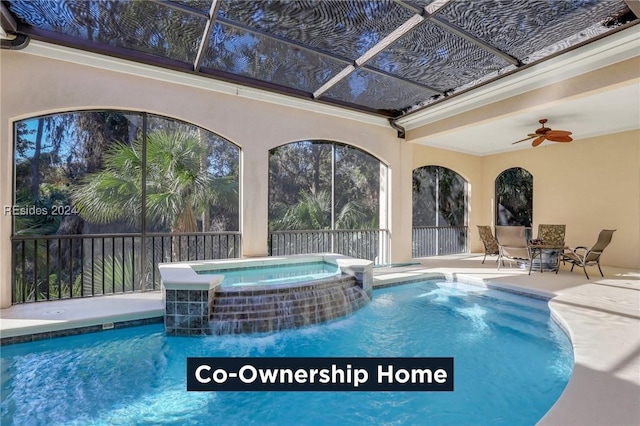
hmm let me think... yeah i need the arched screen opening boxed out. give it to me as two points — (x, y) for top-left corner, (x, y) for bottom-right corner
(495, 167), (533, 228)
(268, 140), (388, 263)
(412, 166), (468, 257)
(12, 110), (240, 303)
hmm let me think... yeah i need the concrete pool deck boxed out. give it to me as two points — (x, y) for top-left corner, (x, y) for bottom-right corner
(1, 254), (639, 426)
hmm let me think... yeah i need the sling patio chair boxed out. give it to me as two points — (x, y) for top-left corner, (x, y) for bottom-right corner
(537, 224), (566, 246)
(477, 225), (499, 264)
(528, 224), (566, 273)
(495, 226), (530, 270)
(558, 229), (616, 279)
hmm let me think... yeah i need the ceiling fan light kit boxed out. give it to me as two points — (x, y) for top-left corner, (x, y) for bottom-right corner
(512, 119), (573, 147)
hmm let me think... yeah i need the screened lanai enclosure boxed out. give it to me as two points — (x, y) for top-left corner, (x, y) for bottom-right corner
(2, 0), (638, 303)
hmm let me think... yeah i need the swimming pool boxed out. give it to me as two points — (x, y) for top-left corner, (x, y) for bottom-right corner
(0, 280), (573, 425)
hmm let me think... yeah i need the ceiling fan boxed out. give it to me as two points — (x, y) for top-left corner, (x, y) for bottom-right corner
(512, 119), (573, 147)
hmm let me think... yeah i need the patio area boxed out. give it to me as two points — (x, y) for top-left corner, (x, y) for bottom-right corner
(1, 255), (639, 425)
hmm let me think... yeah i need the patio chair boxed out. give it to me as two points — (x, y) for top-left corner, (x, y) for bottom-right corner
(558, 229), (616, 279)
(537, 224), (566, 246)
(495, 226), (530, 270)
(529, 224), (566, 273)
(477, 225), (499, 264)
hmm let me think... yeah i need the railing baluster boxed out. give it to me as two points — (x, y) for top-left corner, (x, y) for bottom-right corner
(69, 239), (74, 298)
(33, 240), (38, 301)
(111, 237), (116, 294)
(131, 236), (135, 291)
(160, 235), (164, 264)
(121, 237), (125, 292)
(148, 236), (154, 290)
(57, 238), (62, 299)
(90, 238), (95, 296)
(21, 241), (26, 303)
(46, 239), (51, 300)
(101, 237), (106, 295)
(80, 238), (84, 297)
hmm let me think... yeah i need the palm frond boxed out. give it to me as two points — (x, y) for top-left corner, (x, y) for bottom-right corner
(72, 129), (234, 231)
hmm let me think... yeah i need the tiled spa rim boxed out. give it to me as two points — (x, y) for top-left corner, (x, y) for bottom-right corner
(159, 255), (373, 336)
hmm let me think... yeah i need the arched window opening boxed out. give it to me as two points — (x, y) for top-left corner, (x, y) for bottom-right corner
(495, 167), (533, 237)
(268, 141), (388, 263)
(12, 111), (240, 303)
(412, 166), (468, 257)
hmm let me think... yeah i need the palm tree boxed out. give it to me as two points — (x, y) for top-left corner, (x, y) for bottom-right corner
(72, 129), (221, 233)
(271, 190), (366, 231)
(73, 129), (239, 286)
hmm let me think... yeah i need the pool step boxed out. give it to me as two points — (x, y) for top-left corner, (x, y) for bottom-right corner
(209, 275), (370, 335)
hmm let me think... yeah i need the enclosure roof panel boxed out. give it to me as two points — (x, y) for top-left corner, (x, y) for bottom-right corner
(3, 0), (637, 118)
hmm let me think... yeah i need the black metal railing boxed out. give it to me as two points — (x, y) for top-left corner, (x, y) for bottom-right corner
(268, 229), (389, 264)
(11, 232), (241, 303)
(412, 226), (468, 257)
(145, 232), (240, 289)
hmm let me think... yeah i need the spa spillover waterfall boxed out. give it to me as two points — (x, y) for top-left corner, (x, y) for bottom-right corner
(159, 256), (374, 336)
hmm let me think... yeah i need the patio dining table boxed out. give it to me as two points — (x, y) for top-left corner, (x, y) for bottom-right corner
(527, 243), (567, 274)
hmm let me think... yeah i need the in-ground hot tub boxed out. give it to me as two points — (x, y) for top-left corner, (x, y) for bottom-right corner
(158, 254), (373, 336)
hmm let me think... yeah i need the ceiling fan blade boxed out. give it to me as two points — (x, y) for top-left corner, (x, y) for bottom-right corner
(546, 130), (572, 137)
(547, 135), (573, 142)
(512, 135), (535, 144)
(532, 136), (546, 147)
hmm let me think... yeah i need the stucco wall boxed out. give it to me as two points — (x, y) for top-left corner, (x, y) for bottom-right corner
(480, 130), (640, 269)
(0, 50), (410, 308)
(408, 130), (640, 269)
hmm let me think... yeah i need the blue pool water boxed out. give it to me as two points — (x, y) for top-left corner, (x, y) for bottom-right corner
(197, 261), (341, 287)
(0, 280), (573, 425)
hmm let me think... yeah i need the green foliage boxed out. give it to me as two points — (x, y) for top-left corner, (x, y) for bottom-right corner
(13, 183), (70, 236)
(46, 274), (83, 300)
(495, 168), (533, 227)
(413, 166), (466, 227)
(269, 141), (380, 231)
(12, 268), (84, 303)
(271, 190), (367, 231)
(73, 129), (237, 233)
(83, 253), (142, 295)
(11, 271), (35, 303)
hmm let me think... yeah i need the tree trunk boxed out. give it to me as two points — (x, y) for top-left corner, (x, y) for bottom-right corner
(30, 118), (44, 199)
(199, 128), (210, 232)
(311, 144), (321, 195)
(172, 203), (198, 261)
